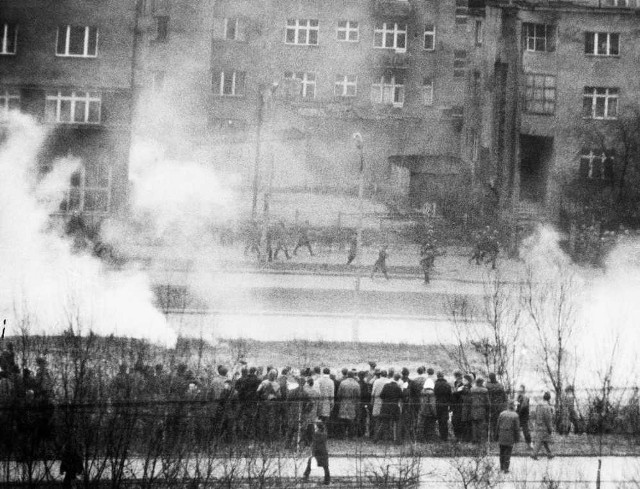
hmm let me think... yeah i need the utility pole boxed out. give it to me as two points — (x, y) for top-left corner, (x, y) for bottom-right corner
(352, 133), (365, 342)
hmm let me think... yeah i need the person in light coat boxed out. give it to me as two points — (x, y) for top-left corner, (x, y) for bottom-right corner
(532, 391), (555, 460)
(317, 368), (335, 425)
(337, 371), (361, 438)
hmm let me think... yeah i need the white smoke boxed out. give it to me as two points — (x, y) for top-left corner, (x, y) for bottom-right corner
(0, 113), (176, 346)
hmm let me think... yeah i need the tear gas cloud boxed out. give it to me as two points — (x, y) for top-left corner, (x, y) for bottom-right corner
(0, 114), (176, 347)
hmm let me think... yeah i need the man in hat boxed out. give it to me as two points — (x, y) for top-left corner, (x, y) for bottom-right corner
(497, 400), (520, 473)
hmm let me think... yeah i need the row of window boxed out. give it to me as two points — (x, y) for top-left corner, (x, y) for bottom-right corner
(523, 23), (621, 56)
(213, 71), (434, 107)
(1, 23), (99, 57)
(0, 89), (101, 124)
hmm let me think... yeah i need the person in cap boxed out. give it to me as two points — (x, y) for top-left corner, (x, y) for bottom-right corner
(497, 400), (520, 473)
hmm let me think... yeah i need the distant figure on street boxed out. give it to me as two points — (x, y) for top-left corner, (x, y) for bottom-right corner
(347, 234), (357, 265)
(370, 245), (389, 280)
(243, 221), (261, 259)
(293, 220), (314, 257)
(532, 391), (554, 460)
(497, 400), (520, 473)
(419, 231), (443, 284)
(273, 221), (291, 260)
(302, 421), (330, 485)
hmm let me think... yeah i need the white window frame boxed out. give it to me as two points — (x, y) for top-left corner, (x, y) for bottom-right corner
(424, 24), (436, 51)
(224, 18), (239, 40)
(580, 150), (612, 180)
(371, 74), (404, 108)
(337, 21), (359, 42)
(0, 88), (20, 121)
(285, 19), (319, 46)
(215, 71), (245, 97)
(583, 87), (618, 120)
(373, 22), (407, 52)
(334, 75), (357, 97)
(453, 50), (467, 78)
(284, 71), (316, 99)
(422, 78), (433, 106)
(475, 20), (483, 46)
(525, 74), (556, 115)
(523, 23), (554, 52)
(56, 25), (98, 58)
(585, 32), (620, 56)
(45, 90), (102, 124)
(1, 23), (17, 55)
(61, 163), (112, 214)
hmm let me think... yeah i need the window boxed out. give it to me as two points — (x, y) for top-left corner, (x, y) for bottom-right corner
(284, 71), (316, 99)
(373, 22), (407, 51)
(579, 149), (614, 181)
(453, 50), (467, 78)
(424, 24), (435, 51)
(475, 20), (483, 46)
(56, 26), (98, 57)
(585, 32), (619, 56)
(224, 18), (239, 40)
(0, 88), (20, 121)
(371, 73), (404, 107)
(525, 74), (556, 114)
(334, 75), (357, 97)
(455, 0), (468, 24)
(1, 23), (17, 55)
(471, 70), (481, 97)
(213, 71), (246, 96)
(44, 91), (101, 124)
(62, 161), (111, 213)
(285, 19), (319, 45)
(523, 23), (555, 52)
(583, 87), (618, 119)
(155, 16), (169, 42)
(422, 78), (433, 106)
(337, 21), (359, 42)
(152, 70), (165, 91)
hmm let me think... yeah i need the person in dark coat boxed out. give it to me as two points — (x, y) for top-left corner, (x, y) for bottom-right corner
(60, 439), (83, 488)
(497, 400), (520, 473)
(374, 373), (403, 443)
(486, 373), (507, 441)
(370, 245), (389, 280)
(302, 421), (330, 485)
(337, 370), (361, 439)
(434, 372), (452, 441)
(450, 371), (465, 440)
(346, 234), (357, 265)
(293, 220), (314, 256)
(516, 384), (532, 448)
(470, 378), (489, 443)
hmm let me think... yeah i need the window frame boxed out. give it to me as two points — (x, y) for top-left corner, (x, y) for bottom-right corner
(1, 23), (17, 55)
(44, 90), (102, 125)
(584, 32), (620, 57)
(424, 24), (436, 51)
(583, 87), (619, 120)
(285, 19), (319, 46)
(61, 162), (112, 214)
(422, 77), (434, 106)
(371, 73), (405, 108)
(579, 149), (614, 181)
(453, 50), (467, 78)
(214, 70), (246, 97)
(224, 18), (239, 41)
(284, 71), (316, 99)
(56, 25), (99, 58)
(373, 22), (407, 52)
(0, 88), (20, 121)
(337, 21), (359, 42)
(334, 74), (358, 97)
(522, 23), (555, 53)
(524, 73), (556, 115)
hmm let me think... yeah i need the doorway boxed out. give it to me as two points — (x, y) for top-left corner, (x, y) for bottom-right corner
(519, 134), (553, 203)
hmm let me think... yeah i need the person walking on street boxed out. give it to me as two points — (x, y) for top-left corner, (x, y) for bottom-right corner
(346, 234), (357, 265)
(370, 245), (389, 280)
(516, 384), (532, 448)
(419, 230), (442, 284)
(497, 400), (520, 473)
(532, 392), (554, 460)
(273, 221), (291, 260)
(294, 220), (314, 257)
(302, 421), (331, 485)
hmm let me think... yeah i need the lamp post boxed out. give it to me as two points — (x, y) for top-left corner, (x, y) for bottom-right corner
(352, 132), (365, 342)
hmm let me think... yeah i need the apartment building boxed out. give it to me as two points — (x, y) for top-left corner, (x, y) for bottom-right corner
(1, 0), (137, 219)
(471, 0), (640, 219)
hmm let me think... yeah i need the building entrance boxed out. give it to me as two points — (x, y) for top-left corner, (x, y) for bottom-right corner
(519, 135), (552, 203)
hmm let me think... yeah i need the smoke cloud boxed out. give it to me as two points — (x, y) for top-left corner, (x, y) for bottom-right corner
(0, 113), (176, 346)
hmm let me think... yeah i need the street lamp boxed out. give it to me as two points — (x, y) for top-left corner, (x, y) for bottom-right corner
(352, 132), (365, 342)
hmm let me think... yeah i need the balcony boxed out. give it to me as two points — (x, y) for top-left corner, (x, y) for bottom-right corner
(373, 0), (414, 19)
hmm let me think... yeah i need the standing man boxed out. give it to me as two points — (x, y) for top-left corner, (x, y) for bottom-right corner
(470, 378), (489, 444)
(434, 372), (452, 441)
(419, 231), (441, 284)
(302, 421), (330, 485)
(317, 368), (335, 430)
(375, 373), (403, 444)
(532, 391), (555, 460)
(337, 371), (361, 439)
(273, 221), (291, 260)
(293, 220), (314, 256)
(497, 400), (520, 473)
(486, 373), (507, 441)
(516, 384), (532, 449)
(370, 245), (389, 280)
(346, 233), (358, 265)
